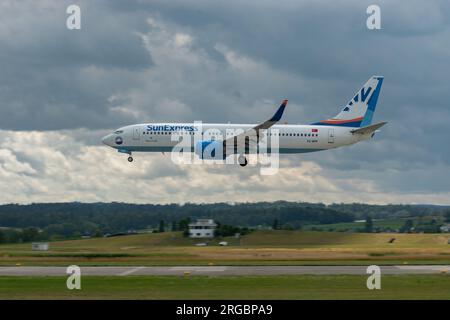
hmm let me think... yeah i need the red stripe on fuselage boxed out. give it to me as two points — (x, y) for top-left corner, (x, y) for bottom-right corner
(319, 117), (363, 124)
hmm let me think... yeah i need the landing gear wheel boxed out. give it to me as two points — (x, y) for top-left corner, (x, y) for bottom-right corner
(127, 156), (133, 162)
(238, 155), (248, 167)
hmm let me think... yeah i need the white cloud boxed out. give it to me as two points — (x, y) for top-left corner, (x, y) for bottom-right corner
(1, 130), (449, 205)
(113, 16), (311, 127)
(174, 33), (192, 47)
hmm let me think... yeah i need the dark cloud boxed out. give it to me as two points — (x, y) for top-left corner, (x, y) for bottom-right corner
(0, 0), (151, 130)
(0, 0), (449, 203)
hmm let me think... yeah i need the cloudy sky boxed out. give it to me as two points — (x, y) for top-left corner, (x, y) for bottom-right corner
(1, 0), (449, 205)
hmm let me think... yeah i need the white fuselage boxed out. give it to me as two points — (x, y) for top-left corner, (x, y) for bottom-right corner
(102, 77), (384, 163)
(102, 123), (371, 155)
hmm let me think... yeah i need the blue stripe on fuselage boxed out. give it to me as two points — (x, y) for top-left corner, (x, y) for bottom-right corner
(112, 146), (325, 154)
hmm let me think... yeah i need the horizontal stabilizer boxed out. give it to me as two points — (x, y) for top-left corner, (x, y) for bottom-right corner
(350, 121), (387, 135)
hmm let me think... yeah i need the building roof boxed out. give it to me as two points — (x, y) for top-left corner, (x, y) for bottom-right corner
(189, 219), (217, 227)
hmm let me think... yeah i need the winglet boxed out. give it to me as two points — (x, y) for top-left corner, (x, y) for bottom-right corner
(269, 99), (288, 122)
(223, 99), (289, 146)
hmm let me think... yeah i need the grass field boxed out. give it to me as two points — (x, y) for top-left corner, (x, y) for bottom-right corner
(0, 275), (448, 299)
(0, 231), (449, 266)
(303, 216), (443, 232)
(303, 219), (404, 232)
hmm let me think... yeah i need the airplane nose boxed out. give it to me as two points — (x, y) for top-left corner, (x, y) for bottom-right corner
(102, 134), (111, 146)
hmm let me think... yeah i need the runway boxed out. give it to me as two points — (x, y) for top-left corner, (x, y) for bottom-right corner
(0, 265), (449, 276)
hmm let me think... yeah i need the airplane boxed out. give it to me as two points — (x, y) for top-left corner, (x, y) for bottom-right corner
(102, 76), (386, 167)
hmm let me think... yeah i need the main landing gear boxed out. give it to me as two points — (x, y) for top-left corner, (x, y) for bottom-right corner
(238, 154), (248, 167)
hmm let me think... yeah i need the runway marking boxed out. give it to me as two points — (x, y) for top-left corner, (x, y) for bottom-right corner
(395, 265), (450, 271)
(170, 266), (227, 272)
(118, 266), (146, 276)
(0, 265), (449, 276)
(0, 267), (18, 273)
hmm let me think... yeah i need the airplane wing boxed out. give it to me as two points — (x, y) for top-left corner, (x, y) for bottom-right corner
(222, 99), (288, 149)
(252, 99), (288, 131)
(350, 121), (387, 135)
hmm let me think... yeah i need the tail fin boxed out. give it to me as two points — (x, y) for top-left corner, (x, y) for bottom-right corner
(312, 76), (384, 128)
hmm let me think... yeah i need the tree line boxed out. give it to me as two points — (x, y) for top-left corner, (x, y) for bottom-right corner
(0, 201), (447, 244)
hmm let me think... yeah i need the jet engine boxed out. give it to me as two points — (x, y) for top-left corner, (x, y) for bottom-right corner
(194, 140), (225, 160)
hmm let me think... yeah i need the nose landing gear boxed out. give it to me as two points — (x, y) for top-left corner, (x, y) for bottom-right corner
(118, 149), (133, 162)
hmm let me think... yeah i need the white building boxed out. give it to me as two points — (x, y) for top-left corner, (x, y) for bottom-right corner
(440, 224), (450, 233)
(31, 242), (49, 251)
(188, 219), (217, 238)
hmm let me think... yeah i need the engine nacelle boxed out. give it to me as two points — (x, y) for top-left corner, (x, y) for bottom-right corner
(195, 140), (225, 160)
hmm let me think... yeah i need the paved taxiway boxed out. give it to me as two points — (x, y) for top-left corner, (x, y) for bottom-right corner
(0, 265), (448, 276)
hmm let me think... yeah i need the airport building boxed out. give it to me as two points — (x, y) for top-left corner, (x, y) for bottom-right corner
(31, 242), (49, 251)
(188, 219), (217, 238)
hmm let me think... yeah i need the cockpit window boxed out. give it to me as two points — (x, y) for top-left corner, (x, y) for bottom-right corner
(114, 130), (124, 134)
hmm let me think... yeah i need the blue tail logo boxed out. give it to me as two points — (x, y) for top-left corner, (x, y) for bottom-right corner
(312, 76), (383, 128)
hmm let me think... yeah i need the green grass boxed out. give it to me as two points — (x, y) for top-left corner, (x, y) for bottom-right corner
(303, 218), (407, 232)
(303, 221), (366, 232)
(1, 231), (449, 266)
(240, 230), (449, 248)
(303, 217), (445, 232)
(0, 275), (449, 299)
(2, 230), (448, 250)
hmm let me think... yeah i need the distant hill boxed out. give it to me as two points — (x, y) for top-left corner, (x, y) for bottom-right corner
(0, 201), (446, 235)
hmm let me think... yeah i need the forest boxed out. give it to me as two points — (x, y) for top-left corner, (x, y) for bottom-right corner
(0, 201), (448, 243)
